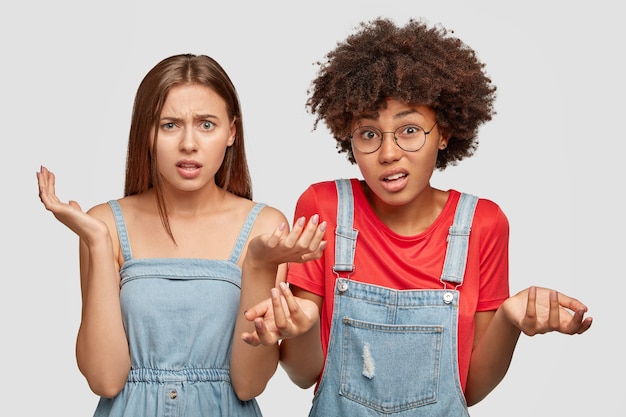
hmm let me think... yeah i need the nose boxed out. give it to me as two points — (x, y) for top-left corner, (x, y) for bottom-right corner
(179, 128), (198, 152)
(378, 132), (402, 163)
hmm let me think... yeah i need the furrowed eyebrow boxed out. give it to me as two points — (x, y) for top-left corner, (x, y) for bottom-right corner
(193, 113), (219, 120)
(160, 113), (220, 123)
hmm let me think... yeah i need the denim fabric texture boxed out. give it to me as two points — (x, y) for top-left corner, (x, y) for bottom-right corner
(93, 200), (265, 417)
(309, 180), (476, 416)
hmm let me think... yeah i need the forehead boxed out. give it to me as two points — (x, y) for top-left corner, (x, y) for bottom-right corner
(355, 99), (435, 121)
(161, 83), (228, 116)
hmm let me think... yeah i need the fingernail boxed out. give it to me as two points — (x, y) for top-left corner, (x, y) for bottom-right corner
(320, 221), (327, 232)
(311, 214), (319, 225)
(297, 217), (305, 227)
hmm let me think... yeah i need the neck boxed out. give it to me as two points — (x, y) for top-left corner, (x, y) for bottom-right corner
(363, 183), (447, 235)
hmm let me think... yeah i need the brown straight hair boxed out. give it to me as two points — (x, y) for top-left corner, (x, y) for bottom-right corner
(123, 54), (252, 241)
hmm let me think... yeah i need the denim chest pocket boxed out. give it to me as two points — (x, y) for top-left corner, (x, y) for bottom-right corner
(339, 317), (443, 414)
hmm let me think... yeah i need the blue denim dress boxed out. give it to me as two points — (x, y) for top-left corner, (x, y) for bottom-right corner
(93, 200), (265, 417)
(309, 179), (477, 416)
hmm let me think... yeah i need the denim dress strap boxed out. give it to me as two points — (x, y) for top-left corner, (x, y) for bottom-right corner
(108, 200), (133, 262)
(228, 203), (266, 264)
(333, 179), (358, 274)
(440, 193), (478, 286)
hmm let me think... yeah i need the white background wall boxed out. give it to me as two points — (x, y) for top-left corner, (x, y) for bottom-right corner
(2, 1), (622, 416)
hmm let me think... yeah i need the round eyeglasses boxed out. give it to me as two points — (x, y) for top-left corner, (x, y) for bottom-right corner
(349, 122), (438, 154)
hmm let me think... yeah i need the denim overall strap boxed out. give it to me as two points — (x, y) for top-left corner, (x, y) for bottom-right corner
(228, 203), (266, 264)
(108, 200), (132, 262)
(440, 193), (478, 286)
(310, 187), (474, 416)
(333, 179), (358, 274)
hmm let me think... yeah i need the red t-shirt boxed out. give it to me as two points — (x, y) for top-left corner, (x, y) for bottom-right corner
(287, 179), (510, 392)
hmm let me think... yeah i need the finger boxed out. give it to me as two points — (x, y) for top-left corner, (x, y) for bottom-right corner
(68, 200), (83, 211)
(288, 216), (327, 253)
(37, 167), (51, 197)
(300, 240), (327, 262)
(271, 287), (289, 330)
(566, 307), (593, 335)
(282, 216), (309, 248)
(548, 290), (560, 330)
(252, 317), (270, 342)
(241, 331), (261, 347)
(264, 222), (288, 249)
(279, 282), (302, 317)
(46, 167), (57, 196)
(555, 292), (588, 314)
(38, 168), (61, 209)
(525, 286), (537, 321)
(577, 316), (593, 334)
(308, 220), (327, 252)
(243, 302), (270, 322)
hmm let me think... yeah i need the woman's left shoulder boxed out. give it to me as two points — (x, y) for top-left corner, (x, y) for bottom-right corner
(244, 200), (288, 232)
(476, 196), (505, 218)
(450, 189), (508, 229)
(474, 196), (509, 233)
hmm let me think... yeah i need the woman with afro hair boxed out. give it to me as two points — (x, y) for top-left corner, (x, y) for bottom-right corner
(242, 17), (593, 416)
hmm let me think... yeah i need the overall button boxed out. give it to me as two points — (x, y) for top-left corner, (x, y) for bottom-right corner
(443, 292), (454, 304)
(338, 280), (349, 292)
(169, 390), (178, 399)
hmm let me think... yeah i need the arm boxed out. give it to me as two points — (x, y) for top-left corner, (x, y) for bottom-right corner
(278, 285), (324, 389)
(76, 218), (130, 398)
(230, 211), (326, 400)
(464, 309), (519, 406)
(238, 185), (328, 390)
(37, 167), (130, 398)
(240, 282), (324, 389)
(465, 286), (593, 406)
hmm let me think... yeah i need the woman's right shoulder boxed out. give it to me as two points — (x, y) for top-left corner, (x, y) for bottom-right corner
(86, 200), (116, 220)
(88, 194), (141, 212)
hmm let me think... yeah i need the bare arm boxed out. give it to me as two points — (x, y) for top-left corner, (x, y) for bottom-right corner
(241, 282), (324, 389)
(465, 286), (593, 406)
(230, 212), (326, 400)
(464, 309), (519, 406)
(37, 166), (130, 398)
(278, 286), (324, 389)
(76, 224), (130, 398)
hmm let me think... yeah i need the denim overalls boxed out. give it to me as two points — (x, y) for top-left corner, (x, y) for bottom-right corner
(309, 179), (478, 416)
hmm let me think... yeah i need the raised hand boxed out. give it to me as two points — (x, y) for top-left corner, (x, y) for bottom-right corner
(242, 282), (320, 346)
(36, 165), (108, 242)
(502, 286), (593, 336)
(246, 214), (327, 269)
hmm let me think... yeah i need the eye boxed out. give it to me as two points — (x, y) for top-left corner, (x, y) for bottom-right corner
(398, 125), (422, 138)
(201, 121), (215, 130)
(162, 122), (176, 130)
(358, 127), (380, 141)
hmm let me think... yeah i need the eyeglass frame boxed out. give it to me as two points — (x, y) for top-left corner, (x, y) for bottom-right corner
(349, 121), (438, 154)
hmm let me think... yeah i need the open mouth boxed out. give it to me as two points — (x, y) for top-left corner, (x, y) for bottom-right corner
(383, 172), (407, 181)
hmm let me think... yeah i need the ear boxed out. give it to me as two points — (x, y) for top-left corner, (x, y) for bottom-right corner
(438, 135), (449, 150)
(227, 120), (237, 147)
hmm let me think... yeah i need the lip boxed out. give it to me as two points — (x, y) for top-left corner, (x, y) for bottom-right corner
(379, 169), (408, 192)
(176, 159), (203, 179)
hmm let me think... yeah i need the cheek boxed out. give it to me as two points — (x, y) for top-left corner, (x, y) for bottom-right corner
(352, 154), (377, 177)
